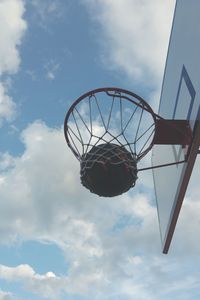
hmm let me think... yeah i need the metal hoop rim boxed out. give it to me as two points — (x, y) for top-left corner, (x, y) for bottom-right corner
(64, 87), (157, 160)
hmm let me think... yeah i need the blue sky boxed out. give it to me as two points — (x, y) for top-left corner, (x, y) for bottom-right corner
(1, 1), (200, 300)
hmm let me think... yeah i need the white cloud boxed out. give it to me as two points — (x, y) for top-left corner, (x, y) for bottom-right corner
(0, 264), (65, 300)
(0, 152), (15, 171)
(83, 0), (175, 88)
(0, 1), (199, 299)
(0, 0), (27, 125)
(0, 0), (27, 75)
(30, 0), (64, 29)
(1, 121), (200, 299)
(0, 264), (35, 280)
(0, 83), (16, 125)
(0, 291), (15, 300)
(44, 60), (60, 80)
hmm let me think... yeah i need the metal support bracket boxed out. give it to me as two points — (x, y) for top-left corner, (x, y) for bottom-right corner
(138, 119), (193, 172)
(153, 119), (192, 146)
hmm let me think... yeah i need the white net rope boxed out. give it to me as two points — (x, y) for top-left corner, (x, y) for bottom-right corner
(65, 89), (156, 172)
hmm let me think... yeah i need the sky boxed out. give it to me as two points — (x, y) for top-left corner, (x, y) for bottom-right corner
(0, 0), (200, 299)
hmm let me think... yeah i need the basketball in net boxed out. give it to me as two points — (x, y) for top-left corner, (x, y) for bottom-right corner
(64, 88), (156, 197)
(80, 143), (138, 197)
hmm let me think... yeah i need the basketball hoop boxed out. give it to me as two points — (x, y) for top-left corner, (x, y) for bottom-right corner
(64, 87), (192, 197)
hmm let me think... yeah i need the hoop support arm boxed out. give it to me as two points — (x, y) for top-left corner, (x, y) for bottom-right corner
(153, 119), (192, 145)
(138, 159), (186, 172)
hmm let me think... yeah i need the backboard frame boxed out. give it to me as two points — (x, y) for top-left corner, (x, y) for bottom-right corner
(152, 0), (200, 253)
(159, 118), (200, 253)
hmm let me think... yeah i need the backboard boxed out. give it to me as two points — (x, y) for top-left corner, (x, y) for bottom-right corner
(152, 0), (200, 253)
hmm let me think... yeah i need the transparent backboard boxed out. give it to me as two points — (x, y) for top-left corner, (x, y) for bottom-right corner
(152, 0), (200, 253)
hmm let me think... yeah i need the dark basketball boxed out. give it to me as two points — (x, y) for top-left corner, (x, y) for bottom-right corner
(80, 143), (138, 197)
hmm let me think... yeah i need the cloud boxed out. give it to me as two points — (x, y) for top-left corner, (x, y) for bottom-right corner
(0, 121), (155, 262)
(0, 0), (27, 125)
(83, 0), (175, 88)
(0, 291), (15, 300)
(0, 264), (35, 280)
(30, 0), (64, 29)
(0, 83), (16, 125)
(44, 60), (60, 80)
(0, 0), (27, 75)
(1, 120), (200, 299)
(0, 264), (65, 300)
(0, 2), (199, 299)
